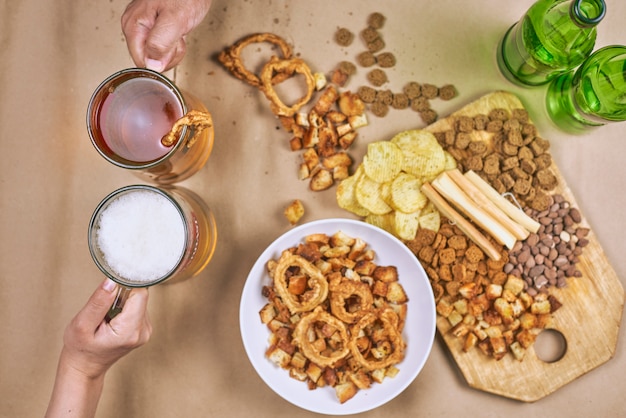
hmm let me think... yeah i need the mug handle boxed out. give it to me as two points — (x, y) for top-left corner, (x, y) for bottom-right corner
(105, 286), (132, 321)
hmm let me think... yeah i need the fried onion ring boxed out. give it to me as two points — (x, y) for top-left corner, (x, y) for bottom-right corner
(292, 306), (350, 368)
(273, 252), (328, 313)
(259, 56), (316, 117)
(329, 277), (374, 324)
(161, 110), (214, 148)
(217, 33), (293, 88)
(348, 308), (405, 371)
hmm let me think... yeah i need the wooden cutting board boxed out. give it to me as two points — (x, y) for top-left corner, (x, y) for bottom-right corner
(424, 91), (625, 402)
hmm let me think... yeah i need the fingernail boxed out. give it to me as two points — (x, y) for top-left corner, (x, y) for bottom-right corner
(145, 59), (165, 72)
(103, 278), (117, 292)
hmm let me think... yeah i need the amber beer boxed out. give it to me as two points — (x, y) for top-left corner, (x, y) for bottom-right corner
(87, 68), (214, 184)
(88, 185), (217, 317)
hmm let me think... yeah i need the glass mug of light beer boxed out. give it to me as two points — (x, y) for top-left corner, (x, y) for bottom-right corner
(87, 68), (214, 184)
(88, 185), (217, 319)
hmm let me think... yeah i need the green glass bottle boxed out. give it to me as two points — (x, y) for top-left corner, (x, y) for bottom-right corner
(497, 0), (606, 86)
(546, 45), (626, 132)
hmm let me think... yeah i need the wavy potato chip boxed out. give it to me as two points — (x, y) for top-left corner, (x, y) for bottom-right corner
(418, 210), (441, 233)
(394, 209), (420, 241)
(356, 174), (392, 215)
(443, 150), (458, 171)
(362, 141), (403, 183)
(390, 172), (427, 213)
(336, 167), (370, 217)
(365, 212), (396, 235)
(391, 130), (446, 178)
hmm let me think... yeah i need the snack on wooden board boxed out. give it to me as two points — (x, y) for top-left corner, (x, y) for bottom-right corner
(259, 231), (408, 403)
(406, 224), (562, 361)
(336, 129), (457, 240)
(432, 108), (556, 212)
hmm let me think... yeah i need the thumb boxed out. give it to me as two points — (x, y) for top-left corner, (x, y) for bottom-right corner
(144, 17), (186, 71)
(78, 279), (119, 327)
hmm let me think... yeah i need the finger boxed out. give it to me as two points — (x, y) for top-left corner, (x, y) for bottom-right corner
(110, 287), (150, 331)
(143, 16), (188, 70)
(161, 38), (187, 72)
(75, 279), (119, 329)
(121, 2), (156, 68)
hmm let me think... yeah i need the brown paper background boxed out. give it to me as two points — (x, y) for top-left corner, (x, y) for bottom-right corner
(1, 0), (624, 416)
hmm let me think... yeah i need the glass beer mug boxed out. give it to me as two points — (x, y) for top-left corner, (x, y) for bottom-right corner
(87, 68), (214, 184)
(88, 184), (218, 319)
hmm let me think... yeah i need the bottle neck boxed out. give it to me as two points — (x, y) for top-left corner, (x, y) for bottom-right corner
(570, 0), (606, 28)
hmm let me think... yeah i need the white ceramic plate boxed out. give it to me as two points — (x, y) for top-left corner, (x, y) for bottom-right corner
(239, 218), (436, 415)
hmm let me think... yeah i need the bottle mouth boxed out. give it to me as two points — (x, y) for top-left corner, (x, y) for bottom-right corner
(571, 0), (606, 27)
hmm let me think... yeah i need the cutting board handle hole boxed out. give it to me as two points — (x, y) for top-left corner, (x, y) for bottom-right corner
(534, 329), (567, 363)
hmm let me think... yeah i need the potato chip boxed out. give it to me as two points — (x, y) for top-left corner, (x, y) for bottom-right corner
(390, 130), (446, 178)
(356, 174), (392, 215)
(336, 167), (370, 217)
(365, 213), (396, 235)
(390, 172), (427, 213)
(362, 141), (403, 183)
(443, 150), (458, 171)
(419, 210), (441, 233)
(394, 210), (420, 240)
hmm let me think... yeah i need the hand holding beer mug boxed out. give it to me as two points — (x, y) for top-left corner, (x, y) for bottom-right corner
(88, 185), (217, 320)
(87, 68), (214, 184)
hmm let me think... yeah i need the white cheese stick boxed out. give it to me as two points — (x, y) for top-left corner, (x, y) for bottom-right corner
(464, 170), (541, 234)
(446, 169), (530, 241)
(432, 172), (517, 249)
(421, 182), (502, 261)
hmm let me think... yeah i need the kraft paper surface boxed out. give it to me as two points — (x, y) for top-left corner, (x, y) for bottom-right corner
(1, 1), (624, 417)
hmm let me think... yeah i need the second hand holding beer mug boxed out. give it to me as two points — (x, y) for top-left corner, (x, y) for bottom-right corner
(88, 185), (217, 320)
(87, 68), (214, 184)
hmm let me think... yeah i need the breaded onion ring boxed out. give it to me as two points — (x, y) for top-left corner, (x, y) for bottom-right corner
(161, 110), (213, 148)
(292, 306), (350, 368)
(348, 308), (405, 371)
(273, 252), (328, 313)
(217, 33), (293, 88)
(329, 277), (374, 324)
(259, 56), (316, 117)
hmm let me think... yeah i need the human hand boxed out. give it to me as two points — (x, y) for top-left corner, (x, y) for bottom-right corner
(45, 279), (151, 417)
(121, 0), (212, 72)
(61, 279), (152, 379)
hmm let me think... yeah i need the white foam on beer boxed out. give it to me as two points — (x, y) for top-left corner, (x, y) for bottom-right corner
(96, 190), (186, 283)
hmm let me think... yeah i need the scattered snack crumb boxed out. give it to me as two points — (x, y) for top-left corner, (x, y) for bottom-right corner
(403, 82), (422, 99)
(334, 27), (354, 46)
(356, 51), (377, 67)
(421, 83), (439, 100)
(376, 52), (396, 68)
(284, 199), (305, 225)
(367, 68), (388, 86)
(439, 84), (458, 100)
(357, 85), (377, 103)
(367, 12), (386, 29)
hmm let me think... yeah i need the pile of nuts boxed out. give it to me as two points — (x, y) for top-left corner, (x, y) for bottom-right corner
(507, 194), (589, 294)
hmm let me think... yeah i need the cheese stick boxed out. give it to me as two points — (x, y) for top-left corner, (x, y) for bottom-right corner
(464, 170), (541, 234)
(446, 168), (529, 241)
(421, 182), (502, 261)
(432, 172), (517, 249)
